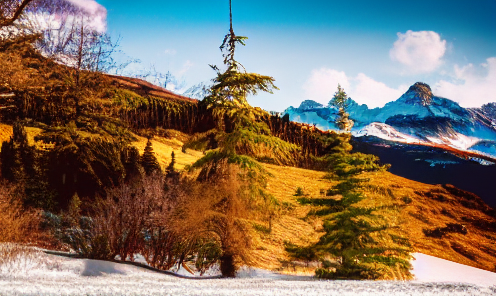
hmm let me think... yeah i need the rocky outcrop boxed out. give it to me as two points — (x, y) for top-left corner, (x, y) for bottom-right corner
(402, 82), (433, 106)
(298, 100), (325, 111)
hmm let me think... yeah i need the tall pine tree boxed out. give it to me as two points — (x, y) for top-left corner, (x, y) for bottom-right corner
(190, 0), (289, 278)
(204, 0), (277, 109)
(329, 84), (354, 131)
(293, 147), (411, 279)
(314, 175), (412, 280)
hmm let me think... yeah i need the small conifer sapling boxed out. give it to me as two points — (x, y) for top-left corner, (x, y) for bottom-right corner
(141, 139), (161, 175)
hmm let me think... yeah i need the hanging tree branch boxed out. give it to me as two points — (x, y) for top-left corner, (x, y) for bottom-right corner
(205, 0), (277, 107)
(0, 0), (35, 28)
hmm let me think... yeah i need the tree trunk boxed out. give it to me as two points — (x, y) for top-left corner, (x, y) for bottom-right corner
(220, 253), (236, 278)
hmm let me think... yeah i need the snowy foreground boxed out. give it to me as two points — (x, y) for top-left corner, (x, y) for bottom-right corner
(1, 251), (495, 296)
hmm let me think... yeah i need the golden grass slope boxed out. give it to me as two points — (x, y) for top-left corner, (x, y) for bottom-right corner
(256, 167), (496, 273)
(130, 132), (203, 171)
(0, 124), (494, 273)
(0, 123), (202, 171)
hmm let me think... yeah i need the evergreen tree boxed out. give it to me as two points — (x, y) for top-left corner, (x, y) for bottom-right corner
(329, 84), (354, 131)
(314, 176), (412, 279)
(122, 146), (144, 182)
(141, 139), (161, 175)
(294, 147), (411, 279)
(204, 0), (278, 109)
(191, 0), (288, 278)
(0, 122), (55, 211)
(329, 84), (349, 110)
(198, 0), (297, 167)
(165, 151), (179, 181)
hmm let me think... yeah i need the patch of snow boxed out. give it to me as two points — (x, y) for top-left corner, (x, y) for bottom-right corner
(425, 136), (445, 145)
(236, 266), (313, 280)
(411, 253), (496, 287)
(1, 250), (496, 295)
(80, 259), (128, 276)
(355, 123), (496, 160)
(439, 133), (480, 151)
(353, 123), (425, 145)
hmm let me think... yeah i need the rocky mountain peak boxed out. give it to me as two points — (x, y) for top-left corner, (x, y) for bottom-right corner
(404, 82), (433, 106)
(481, 103), (496, 121)
(298, 100), (324, 111)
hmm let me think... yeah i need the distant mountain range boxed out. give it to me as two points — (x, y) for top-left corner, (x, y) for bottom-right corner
(283, 82), (496, 161)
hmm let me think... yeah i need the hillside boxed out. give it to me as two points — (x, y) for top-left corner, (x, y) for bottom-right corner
(1, 122), (495, 274)
(254, 165), (496, 273)
(0, 35), (495, 279)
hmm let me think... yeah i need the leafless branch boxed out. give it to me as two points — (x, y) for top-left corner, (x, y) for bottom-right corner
(0, 0), (35, 28)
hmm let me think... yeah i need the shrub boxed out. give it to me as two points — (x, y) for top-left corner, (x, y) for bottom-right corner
(92, 173), (170, 261)
(175, 163), (256, 277)
(0, 183), (40, 244)
(423, 223), (468, 238)
(402, 196), (413, 204)
(294, 187), (304, 196)
(450, 242), (476, 261)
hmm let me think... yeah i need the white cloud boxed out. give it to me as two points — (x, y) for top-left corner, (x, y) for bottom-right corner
(389, 30), (446, 74)
(353, 74), (408, 108)
(164, 49), (177, 55)
(65, 0), (107, 32)
(177, 60), (194, 77)
(303, 68), (407, 108)
(302, 68), (350, 105)
(66, 0), (106, 16)
(434, 57), (496, 108)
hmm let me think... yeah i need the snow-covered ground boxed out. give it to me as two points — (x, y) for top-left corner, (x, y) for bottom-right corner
(1, 250), (495, 296)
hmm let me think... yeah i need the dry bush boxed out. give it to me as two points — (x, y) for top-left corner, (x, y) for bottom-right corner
(0, 51), (39, 92)
(141, 175), (187, 270)
(0, 183), (43, 273)
(0, 183), (40, 244)
(90, 173), (173, 261)
(175, 162), (255, 277)
(0, 243), (44, 274)
(61, 163), (257, 277)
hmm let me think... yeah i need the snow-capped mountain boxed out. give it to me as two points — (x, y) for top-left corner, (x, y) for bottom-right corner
(283, 82), (496, 159)
(182, 81), (211, 100)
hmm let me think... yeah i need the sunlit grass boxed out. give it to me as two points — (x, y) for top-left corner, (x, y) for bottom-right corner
(130, 133), (203, 171)
(0, 122), (494, 274)
(0, 123), (43, 148)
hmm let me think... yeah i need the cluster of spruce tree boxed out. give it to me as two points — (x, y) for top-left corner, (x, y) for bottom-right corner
(1, 122), (55, 211)
(0, 122), (165, 211)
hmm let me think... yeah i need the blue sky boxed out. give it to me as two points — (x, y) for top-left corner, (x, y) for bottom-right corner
(91, 0), (496, 111)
